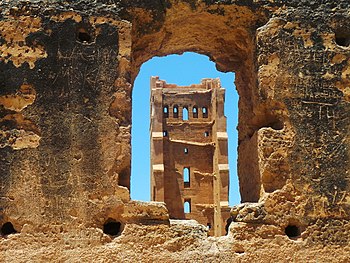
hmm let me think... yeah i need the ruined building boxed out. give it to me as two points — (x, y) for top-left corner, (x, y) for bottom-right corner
(1, 0), (350, 262)
(150, 77), (230, 236)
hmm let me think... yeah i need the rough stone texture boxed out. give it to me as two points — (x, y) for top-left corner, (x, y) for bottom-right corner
(150, 77), (230, 236)
(0, 0), (349, 262)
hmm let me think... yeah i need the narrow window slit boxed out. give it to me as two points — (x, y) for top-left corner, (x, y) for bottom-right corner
(192, 106), (198, 118)
(173, 105), (179, 118)
(202, 107), (208, 118)
(183, 167), (190, 187)
(163, 106), (169, 118)
(184, 199), (191, 213)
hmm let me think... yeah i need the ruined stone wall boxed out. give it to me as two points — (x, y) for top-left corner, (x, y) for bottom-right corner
(0, 0), (349, 262)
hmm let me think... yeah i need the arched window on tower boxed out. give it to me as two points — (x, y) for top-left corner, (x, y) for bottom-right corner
(192, 106), (198, 118)
(202, 107), (208, 118)
(173, 105), (179, 118)
(182, 107), (189, 120)
(184, 199), (191, 214)
(183, 167), (190, 188)
(163, 106), (169, 118)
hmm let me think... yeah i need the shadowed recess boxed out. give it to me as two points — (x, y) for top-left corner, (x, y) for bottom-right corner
(103, 220), (123, 237)
(285, 225), (300, 238)
(1, 222), (17, 236)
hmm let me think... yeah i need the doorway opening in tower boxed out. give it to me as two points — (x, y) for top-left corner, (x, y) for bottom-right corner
(131, 52), (238, 235)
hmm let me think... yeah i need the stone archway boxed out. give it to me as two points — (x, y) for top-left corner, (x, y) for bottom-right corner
(127, 2), (288, 202)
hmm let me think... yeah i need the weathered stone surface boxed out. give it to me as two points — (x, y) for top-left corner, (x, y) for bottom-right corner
(0, 0), (349, 261)
(150, 77), (230, 236)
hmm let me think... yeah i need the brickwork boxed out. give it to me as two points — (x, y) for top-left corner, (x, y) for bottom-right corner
(150, 77), (230, 236)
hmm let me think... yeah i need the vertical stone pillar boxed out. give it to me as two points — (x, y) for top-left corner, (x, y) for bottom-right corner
(150, 77), (165, 201)
(210, 79), (220, 236)
(211, 78), (230, 236)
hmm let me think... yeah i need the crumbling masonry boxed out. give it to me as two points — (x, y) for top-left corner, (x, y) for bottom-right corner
(0, 0), (350, 262)
(150, 77), (230, 236)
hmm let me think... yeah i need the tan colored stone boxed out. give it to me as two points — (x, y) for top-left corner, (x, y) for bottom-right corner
(0, 0), (350, 261)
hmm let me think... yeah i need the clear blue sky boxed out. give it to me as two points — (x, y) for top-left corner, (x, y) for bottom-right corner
(131, 52), (240, 206)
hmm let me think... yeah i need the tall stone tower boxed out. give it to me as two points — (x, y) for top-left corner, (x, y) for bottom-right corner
(150, 76), (230, 236)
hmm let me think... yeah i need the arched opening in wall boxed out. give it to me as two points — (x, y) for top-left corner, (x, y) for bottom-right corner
(182, 107), (189, 120)
(163, 106), (169, 118)
(184, 199), (191, 214)
(192, 106), (198, 118)
(183, 167), (190, 187)
(131, 52), (239, 207)
(202, 107), (208, 118)
(173, 105), (179, 118)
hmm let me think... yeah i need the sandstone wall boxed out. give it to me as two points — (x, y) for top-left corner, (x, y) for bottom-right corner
(0, 0), (349, 262)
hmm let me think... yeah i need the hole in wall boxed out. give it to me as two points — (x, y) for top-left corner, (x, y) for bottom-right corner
(103, 219), (123, 237)
(285, 224), (300, 239)
(335, 28), (350, 47)
(76, 26), (93, 43)
(1, 222), (17, 236)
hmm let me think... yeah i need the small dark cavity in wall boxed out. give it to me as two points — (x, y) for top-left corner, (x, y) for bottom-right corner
(1, 222), (17, 236)
(103, 219), (124, 237)
(260, 117), (284, 131)
(285, 224), (301, 239)
(76, 24), (94, 44)
(335, 28), (350, 47)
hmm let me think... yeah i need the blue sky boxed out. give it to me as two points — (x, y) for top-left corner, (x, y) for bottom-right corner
(131, 52), (240, 206)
